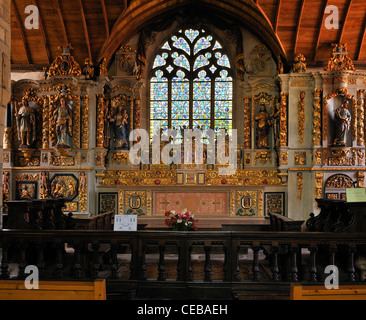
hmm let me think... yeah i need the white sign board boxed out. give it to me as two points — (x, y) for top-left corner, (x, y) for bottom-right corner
(114, 215), (137, 231)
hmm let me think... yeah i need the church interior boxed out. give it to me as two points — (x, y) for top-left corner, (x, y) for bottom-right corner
(1, 0), (366, 301)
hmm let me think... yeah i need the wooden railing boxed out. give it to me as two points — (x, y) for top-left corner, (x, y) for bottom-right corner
(0, 229), (365, 286)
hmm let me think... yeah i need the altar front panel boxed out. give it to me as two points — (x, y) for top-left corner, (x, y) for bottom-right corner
(153, 192), (228, 216)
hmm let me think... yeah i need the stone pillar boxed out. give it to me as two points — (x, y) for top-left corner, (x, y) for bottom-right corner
(0, 0), (11, 229)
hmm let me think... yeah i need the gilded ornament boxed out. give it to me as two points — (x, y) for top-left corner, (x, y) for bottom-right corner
(78, 172), (87, 212)
(324, 43), (356, 72)
(83, 58), (94, 80)
(325, 174), (354, 189)
(295, 152), (306, 165)
(2, 171), (10, 208)
(293, 53), (307, 73)
(40, 171), (49, 199)
(48, 43), (82, 77)
(3, 127), (12, 149)
(99, 57), (109, 77)
(357, 172), (365, 188)
(315, 172), (324, 201)
(254, 151), (271, 165)
(297, 172), (303, 200)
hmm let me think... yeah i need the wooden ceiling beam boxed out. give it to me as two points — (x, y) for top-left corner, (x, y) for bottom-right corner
(78, 0), (92, 60)
(100, 0), (109, 37)
(55, 0), (69, 44)
(11, 0), (32, 64)
(356, 12), (366, 60)
(294, 0), (305, 55)
(274, 0), (282, 33)
(313, 0), (329, 61)
(339, 0), (352, 44)
(31, 0), (51, 64)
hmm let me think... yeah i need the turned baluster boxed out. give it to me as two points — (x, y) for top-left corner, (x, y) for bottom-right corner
(223, 245), (228, 281)
(204, 244), (212, 282)
(129, 241), (138, 280)
(18, 243), (27, 279)
(252, 245), (260, 281)
(158, 243), (166, 281)
(36, 242), (45, 279)
(177, 244), (182, 281)
(347, 245), (356, 282)
(90, 242), (100, 279)
(187, 245), (193, 281)
(235, 245), (241, 281)
(309, 246), (318, 282)
(140, 243), (147, 281)
(54, 242), (63, 279)
(328, 245), (337, 266)
(0, 243), (10, 279)
(109, 242), (118, 280)
(289, 246), (299, 282)
(72, 242), (82, 279)
(271, 246), (280, 281)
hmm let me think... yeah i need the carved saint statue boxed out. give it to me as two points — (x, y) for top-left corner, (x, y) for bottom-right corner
(333, 99), (351, 146)
(53, 96), (73, 148)
(16, 98), (36, 148)
(271, 102), (281, 150)
(111, 105), (129, 149)
(255, 104), (272, 149)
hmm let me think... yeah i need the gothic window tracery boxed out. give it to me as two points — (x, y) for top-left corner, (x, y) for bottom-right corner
(150, 28), (233, 143)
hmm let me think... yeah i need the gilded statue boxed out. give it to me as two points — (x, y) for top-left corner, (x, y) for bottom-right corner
(16, 98), (36, 148)
(333, 99), (351, 146)
(111, 105), (129, 149)
(53, 96), (73, 148)
(255, 104), (272, 149)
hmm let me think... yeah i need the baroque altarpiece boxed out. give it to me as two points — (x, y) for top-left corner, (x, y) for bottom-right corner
(4, 21), (366, 227)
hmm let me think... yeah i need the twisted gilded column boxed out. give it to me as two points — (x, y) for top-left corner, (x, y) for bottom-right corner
(358, 89), (365, 146)
(312, 89), (322, 147)
(96, 94), (105, 148)
(243, 96), (251, 149)
(279, 92), (288, 147)
(42, 96), (49, 149)
(72, 95), (80, 149)
(134, 97), (141, 130)
(81, 95), (90, 149)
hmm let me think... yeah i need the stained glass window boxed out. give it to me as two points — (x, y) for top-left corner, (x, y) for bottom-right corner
(150, 28), (233, 142)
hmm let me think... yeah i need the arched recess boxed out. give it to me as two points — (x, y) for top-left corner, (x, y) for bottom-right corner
(98, 0), (286, 67)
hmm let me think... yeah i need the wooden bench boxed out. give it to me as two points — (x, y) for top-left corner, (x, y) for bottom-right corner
(0, 279), (106, 300)
(291, 283), (366, 300)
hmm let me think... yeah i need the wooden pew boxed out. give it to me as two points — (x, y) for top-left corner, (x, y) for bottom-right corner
(291, 283), (366, 300)
(0, 279), (106, 300)
(268, 212), (304, 231)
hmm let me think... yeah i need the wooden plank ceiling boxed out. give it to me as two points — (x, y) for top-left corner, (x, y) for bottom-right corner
(10, 0), (366, 69)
